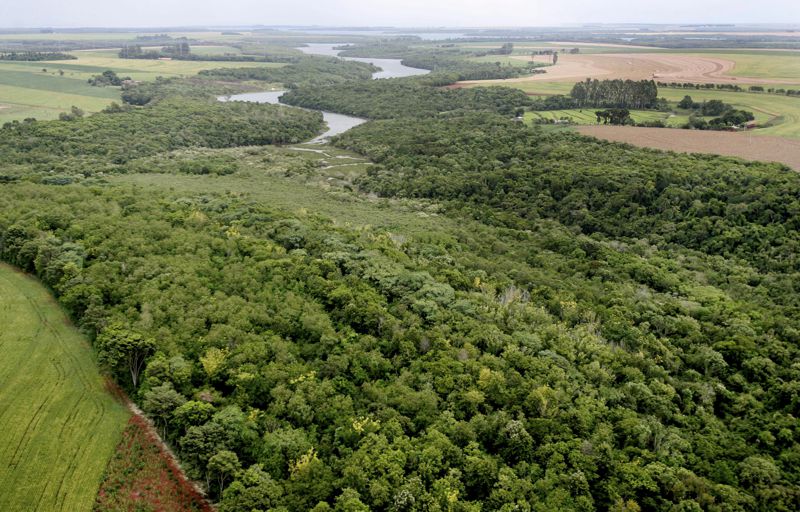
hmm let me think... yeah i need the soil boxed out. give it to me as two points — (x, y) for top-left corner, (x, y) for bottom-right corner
(463, 53), (792, 85)
(575, 125), (800, 170)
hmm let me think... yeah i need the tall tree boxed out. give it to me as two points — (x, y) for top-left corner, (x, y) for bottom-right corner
(95, 324), (156, 388)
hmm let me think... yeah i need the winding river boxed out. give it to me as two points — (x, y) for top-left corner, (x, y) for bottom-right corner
(219, 43), (429, 142)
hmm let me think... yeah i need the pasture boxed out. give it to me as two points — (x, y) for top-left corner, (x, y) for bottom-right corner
(657, 87), (800, 138)
(0, 50), (285, 122)
(0, 264), (129, 512)
(457, 77), (800, 138)
(525, 108), (692, 127)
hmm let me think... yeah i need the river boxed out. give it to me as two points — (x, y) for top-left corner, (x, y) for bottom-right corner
(298, 43), (429, 80)
(218, 43), (429, 142)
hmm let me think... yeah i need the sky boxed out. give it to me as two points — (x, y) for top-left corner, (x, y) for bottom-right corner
(0, 0), (798, 28)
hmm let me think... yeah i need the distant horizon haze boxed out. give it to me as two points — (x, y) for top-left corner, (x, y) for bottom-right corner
(0, 0), (798, 30)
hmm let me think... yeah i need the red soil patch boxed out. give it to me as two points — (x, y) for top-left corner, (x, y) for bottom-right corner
(575, 125), (800, 170)
(94, 415), (212, 512)
(96, 379), (212, 512)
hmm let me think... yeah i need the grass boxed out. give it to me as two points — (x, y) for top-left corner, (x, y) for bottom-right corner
(113, 145), (451, 235)
(0, 50), (285, 122)
(657, 87), (800, 138)
(460, 78), (800, 138)
(60, 50), (286, 81)
(0, 263), (130, 512)
(525, 108), (692, 127)
(658, 50), (800, 82)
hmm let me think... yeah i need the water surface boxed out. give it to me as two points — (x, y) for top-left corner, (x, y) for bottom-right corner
(299, 43), (429, 79)
(219, 91), (366, 142)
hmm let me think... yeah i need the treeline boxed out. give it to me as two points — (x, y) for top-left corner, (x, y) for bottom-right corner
(0, 51), (76, 61)
(280, 79), (531, 118)
(88, 69), (130, 87)
(119, 42), (191, 59)
(678, 97), (756, 130)
(198, 56), (378, 88)
(400, 54), (543, 81)
(120, 76), (253, 106)
(570, 78), (660, 109)
(659, 81), (800, 97)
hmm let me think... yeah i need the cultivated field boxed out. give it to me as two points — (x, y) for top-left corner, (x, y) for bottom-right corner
(576, 125), (800, 170)
(0, 264), (130, 512)
(478, 52), (800, 85)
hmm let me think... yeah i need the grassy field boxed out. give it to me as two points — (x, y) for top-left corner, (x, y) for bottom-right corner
(657, 88), (800, 138)
(0, 50), (284, 122)
(656, 49), (800, 81)
(0, 264), (130, 512)
(459, 78), (800, 138)
(525, 108), (692, 127)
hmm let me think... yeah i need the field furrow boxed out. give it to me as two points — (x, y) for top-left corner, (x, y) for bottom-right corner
(0, 264), (129, 512)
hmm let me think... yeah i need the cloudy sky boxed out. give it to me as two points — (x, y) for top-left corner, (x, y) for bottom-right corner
(1, 0), (798, 28)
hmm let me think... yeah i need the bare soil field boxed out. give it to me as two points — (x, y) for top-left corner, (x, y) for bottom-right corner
(576, 125), (800, 170)
(469, 53), (789, 84)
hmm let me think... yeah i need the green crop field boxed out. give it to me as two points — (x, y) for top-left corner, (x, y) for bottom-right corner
(55, 49), (285, 81)
(0, 264), (130, 512)
(0, 50), (285, 122)
(659, 49), (800, 82)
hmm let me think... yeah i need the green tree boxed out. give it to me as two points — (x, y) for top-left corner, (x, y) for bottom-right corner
(95, 324), (156, 388)
(208, 450), (241, 498)
(142, 382), (186, 438)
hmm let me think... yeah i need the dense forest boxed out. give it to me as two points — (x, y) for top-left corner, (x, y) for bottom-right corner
(0, 41), (799, 512)
(197, 56), (378, 88)
(281, 79), (530, 118)
(0, 98), (323, 170)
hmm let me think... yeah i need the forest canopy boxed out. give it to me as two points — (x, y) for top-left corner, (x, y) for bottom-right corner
(0, 40), (798, 512)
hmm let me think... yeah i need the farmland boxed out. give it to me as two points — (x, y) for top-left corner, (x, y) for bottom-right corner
(459, 50), (800, 87)
(525, 108), (693, 127)
(0, 264), (129, 512)
(0, 49), (284, 122)
(576, 125), (800, 170)
(456, 72), (800, 138)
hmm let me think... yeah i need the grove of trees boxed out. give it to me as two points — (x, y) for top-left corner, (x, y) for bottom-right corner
(570, 79), (660, 109)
